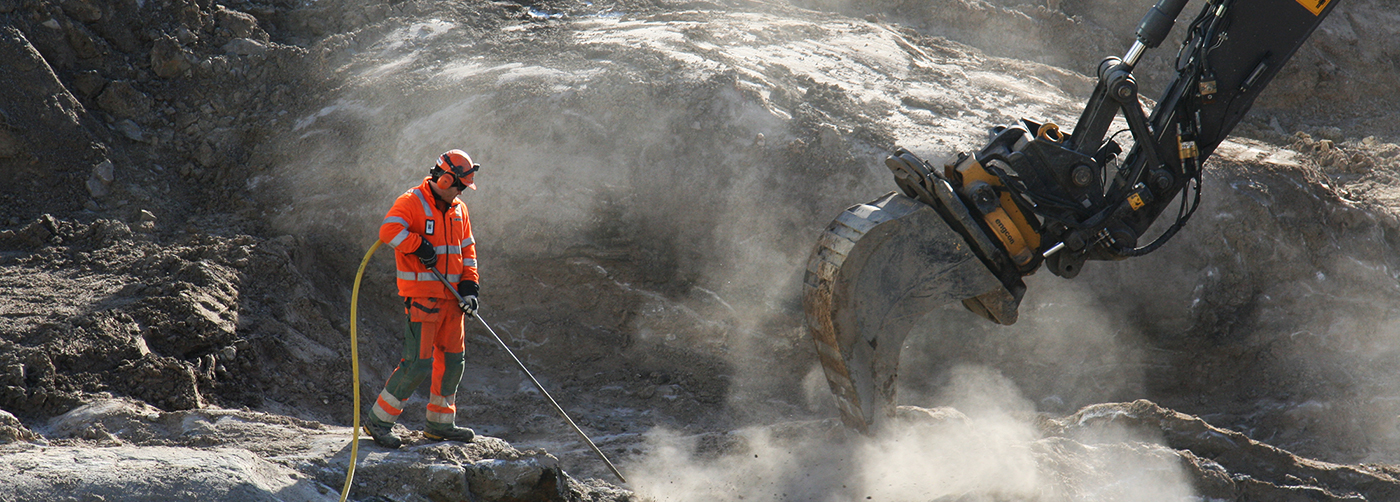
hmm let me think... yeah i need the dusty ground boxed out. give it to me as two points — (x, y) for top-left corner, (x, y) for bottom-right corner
(3, 0), (1400, 500)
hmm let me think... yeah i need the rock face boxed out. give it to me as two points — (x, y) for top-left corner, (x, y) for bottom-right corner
(802, 0), (1400, 143)
(0, 0), (312, 222)
(1, 0), (1400, 500)
(0, 25), (102, 214)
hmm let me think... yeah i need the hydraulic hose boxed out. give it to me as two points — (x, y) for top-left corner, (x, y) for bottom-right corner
(341, 240), (383, 502)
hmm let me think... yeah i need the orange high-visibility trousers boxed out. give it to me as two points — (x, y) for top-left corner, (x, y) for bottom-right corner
(369, 297), (466, 428)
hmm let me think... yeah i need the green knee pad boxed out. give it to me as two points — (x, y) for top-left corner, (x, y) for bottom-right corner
(438, 352), (465, 397)
(385, 358), (433, 398)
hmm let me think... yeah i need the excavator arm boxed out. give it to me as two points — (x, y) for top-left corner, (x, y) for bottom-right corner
(805, 0), (1341, 432)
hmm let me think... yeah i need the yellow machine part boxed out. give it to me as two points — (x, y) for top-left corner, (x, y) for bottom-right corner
(949, 156), (1041, 266)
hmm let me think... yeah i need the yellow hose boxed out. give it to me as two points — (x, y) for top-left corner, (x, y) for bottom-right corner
(341, 240), (383, 502)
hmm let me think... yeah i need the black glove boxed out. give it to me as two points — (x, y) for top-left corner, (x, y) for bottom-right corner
(413, 238), (437, 268)
(457, 280), (479, 298)
(457, 280), (479, 316)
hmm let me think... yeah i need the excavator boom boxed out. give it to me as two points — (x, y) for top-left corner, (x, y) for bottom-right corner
(804, 0), (1341, 431)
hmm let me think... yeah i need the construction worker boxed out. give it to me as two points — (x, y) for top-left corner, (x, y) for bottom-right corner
(362, 149), (481, 448)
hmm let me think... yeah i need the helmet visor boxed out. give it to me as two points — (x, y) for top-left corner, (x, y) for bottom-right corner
(456, 164), (479, 190)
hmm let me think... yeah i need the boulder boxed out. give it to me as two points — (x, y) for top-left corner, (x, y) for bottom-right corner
(214, 6), (267, 42)
(150, 36), (191, 79)
(0, 409), (37, 444)
(60, 0), (103, 23)
(96, 81), (153, 120)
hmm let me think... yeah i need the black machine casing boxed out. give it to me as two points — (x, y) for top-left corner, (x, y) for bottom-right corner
(1122, 0), (1340, 237)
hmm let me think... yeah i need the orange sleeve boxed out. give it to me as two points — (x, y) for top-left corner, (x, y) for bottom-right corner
(459, 205), (479, 284)
(380, 195), (423, 253)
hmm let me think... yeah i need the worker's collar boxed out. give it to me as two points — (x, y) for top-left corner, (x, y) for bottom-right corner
(432, 189), (454, 211)
(421, 177), (459, 212)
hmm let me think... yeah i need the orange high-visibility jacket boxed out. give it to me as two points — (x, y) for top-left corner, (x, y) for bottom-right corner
(379, 177), (478, 298)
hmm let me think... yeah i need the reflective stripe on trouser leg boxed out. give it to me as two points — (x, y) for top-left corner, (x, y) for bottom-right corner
(370, 388), (405, 424)
(426, 351), (465, 425)
(426, 393), (456, 425)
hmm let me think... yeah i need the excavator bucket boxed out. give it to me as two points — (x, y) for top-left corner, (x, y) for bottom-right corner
(803, 152), (1027, 432)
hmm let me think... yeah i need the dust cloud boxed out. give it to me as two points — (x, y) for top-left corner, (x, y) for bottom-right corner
(271, 56), (825, 287)
(628, 364), (1194, 501)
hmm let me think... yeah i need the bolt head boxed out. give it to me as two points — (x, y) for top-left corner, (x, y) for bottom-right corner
(1071, 165), (1094, 187)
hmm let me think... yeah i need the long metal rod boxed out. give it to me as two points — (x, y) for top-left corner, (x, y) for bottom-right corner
(428, 269), (628, 484)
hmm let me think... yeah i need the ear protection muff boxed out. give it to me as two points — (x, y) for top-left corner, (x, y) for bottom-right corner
(436, 166), (456, 191)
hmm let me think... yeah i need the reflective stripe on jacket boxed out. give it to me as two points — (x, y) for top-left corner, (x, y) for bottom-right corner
(379, 177), (479, 298)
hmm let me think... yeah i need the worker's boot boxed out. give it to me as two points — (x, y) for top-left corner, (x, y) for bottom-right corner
(424, 423), (475, 443)
(362, 417), (403, 449)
